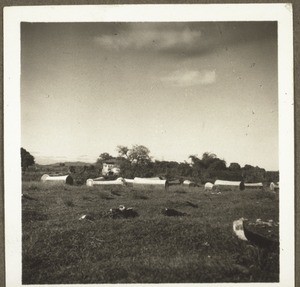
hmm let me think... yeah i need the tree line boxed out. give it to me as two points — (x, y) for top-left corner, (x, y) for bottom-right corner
(95, 145), (279, 184)
(21, 146), (279, 184)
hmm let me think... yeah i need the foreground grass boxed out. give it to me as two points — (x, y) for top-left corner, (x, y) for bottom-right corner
(22, 182), (279, 284)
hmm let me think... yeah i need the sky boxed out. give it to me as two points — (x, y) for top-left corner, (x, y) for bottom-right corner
(21, 21), (278, 170)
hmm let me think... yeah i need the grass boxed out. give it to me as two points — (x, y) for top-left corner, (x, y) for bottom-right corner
(22, 181), (279, 284)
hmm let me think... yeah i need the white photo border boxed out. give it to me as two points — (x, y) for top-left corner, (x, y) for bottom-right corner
(4, 4), (294, 287)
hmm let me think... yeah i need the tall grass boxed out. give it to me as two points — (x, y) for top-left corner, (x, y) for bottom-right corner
(22, 182), (279, 284)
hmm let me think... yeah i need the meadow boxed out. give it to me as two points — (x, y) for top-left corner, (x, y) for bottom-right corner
(22, 182), (279, 284)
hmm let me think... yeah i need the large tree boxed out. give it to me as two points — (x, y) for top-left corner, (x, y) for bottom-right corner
(127, 145), (151, 164)
(201, 152), (217, 169)
(21, 148), (35, 170)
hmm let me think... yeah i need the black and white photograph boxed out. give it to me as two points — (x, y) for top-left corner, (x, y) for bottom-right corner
(4, 4), (294, 286)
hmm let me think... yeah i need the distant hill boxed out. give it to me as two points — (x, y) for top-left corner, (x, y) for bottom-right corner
(62, 161), (96, 167)
(36, 161), (96, 168)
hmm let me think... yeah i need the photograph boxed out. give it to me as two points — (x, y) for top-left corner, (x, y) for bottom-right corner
(4, 4), (294, 286)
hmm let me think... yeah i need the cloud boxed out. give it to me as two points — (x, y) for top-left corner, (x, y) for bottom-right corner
(92, 22), (276, 58)
(161, 69), (216, 87)
(94, 25), (202, 51)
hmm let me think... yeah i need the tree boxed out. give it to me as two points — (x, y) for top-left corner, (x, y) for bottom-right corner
(208, 159), (227, 171)
(189, 155), (201, 165)
(21, 148), (35, 171)
(95, 152), (114, 167)
(178, 162), (193, 177)
(98, 153), (113, 161)
(118, 159), (134, 178)
(201, 152), (217, 169)
(127, 145), (151, 164)
(243, 164), (254, 170)
(116, 145), (129, 158)
(228, 162), (241, 171)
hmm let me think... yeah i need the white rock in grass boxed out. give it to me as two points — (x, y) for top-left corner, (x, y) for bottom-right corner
(79, 214), (94, 221)
(79, 215), (87, 220)
(118, 205), (126, 211)
(233, 218), (248, 241)
(204, 182), (214, 190)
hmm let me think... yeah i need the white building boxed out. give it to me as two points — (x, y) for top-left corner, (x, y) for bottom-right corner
(102, 159), (120, 176)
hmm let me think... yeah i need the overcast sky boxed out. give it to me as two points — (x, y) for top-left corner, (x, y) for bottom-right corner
(21, 21), (278, 170)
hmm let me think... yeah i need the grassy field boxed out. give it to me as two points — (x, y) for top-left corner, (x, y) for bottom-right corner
(22, 182), (279, 284)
